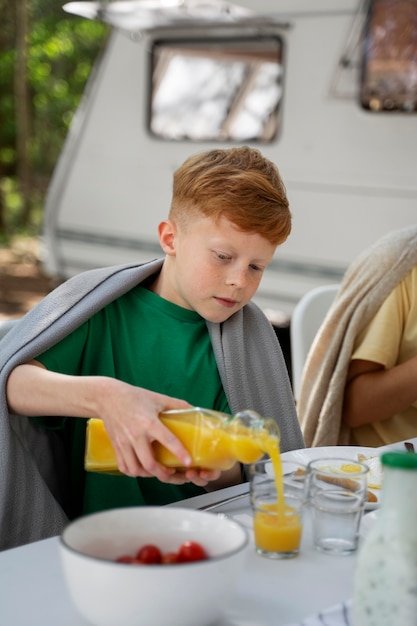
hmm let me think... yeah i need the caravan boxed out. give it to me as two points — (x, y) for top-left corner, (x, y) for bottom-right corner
(42, 0), (417, 319)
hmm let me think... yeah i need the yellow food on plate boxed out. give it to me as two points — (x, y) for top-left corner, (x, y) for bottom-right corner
(294, 463), (378, 504)
(293, 465), (378, 503)
(340, 463), (363, 473)
(324, 456), (382, 491)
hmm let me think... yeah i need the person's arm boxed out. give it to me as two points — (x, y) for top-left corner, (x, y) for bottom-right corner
(6, 360), (226, 487)
(342, 355), (417, 428)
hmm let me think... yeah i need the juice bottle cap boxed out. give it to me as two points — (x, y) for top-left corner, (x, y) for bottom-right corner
(381, 451), (417, 470)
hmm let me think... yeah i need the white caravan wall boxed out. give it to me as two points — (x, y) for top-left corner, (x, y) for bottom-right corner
(42, 0), (417, 316)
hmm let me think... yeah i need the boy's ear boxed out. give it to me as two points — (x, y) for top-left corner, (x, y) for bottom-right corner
(158, 220), (177, 256)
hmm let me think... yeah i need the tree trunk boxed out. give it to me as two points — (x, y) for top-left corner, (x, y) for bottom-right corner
(14, 0), (32, 226)
(0, 162), (5, 235)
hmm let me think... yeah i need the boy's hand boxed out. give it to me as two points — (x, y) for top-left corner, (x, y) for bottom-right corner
(157, 468), (222, 487)
(96, 378), (222, 485)
(95, 378), (190, 480)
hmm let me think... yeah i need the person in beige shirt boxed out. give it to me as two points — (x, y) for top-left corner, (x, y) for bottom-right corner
(343, 264), (417, 447)
(298, 225), (417, 448)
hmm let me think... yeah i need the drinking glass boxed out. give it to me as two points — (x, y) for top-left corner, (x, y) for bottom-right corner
(306, 458), (369, 555)
(249, 459), (306, 559)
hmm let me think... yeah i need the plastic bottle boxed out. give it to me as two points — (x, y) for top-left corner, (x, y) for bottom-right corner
(352, 451), (417, 626)
(84, 408), (280, 473)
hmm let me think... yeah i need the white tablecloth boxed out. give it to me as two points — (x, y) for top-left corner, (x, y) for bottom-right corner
(0, 437), (415, 626)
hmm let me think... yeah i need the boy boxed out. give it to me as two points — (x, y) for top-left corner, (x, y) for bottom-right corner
(2, 146), (304, 549)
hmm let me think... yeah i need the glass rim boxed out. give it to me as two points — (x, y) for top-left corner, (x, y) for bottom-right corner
(249, 458), (307, 475)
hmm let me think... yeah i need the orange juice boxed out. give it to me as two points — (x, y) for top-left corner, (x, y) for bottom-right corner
(250, 445), (304, 557)
(85, 408), (280, 473)
(228, 420), (279, 465)
(263, 436), (286, 513)
(85, 417), (121, 474)
(152, 413), (237, 470)
(253, 502), (303, 553)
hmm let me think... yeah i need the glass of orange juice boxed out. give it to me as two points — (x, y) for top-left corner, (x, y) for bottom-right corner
(249, 459), (306, 559)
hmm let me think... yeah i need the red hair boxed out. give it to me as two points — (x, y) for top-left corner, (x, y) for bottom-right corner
(169, 146), (291, 245)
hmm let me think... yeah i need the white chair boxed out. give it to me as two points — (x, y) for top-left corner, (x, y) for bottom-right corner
(0, 319), (20, 340)
(290, 284), (340, 402)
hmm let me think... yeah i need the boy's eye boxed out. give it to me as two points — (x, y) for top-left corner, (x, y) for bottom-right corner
(216, 252), (231, 261)
(250, 264), (263, 272)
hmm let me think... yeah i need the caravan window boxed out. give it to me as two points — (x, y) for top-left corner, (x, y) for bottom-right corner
(148, 35), (284, 142)
(360, 0), (417, 112)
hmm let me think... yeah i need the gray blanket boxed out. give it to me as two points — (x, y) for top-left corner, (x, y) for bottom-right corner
(0, 258), (303, 550)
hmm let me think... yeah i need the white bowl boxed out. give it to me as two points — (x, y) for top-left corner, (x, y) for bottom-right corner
(60, 506), (249, 626)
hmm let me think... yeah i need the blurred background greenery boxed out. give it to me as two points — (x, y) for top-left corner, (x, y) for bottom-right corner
(0, 0), (109, 242)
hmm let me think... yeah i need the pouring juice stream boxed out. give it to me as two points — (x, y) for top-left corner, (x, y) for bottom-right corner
(251, 435), (303, 554)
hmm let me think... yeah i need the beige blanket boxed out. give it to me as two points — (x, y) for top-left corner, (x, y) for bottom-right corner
(298, 225), (417, 447)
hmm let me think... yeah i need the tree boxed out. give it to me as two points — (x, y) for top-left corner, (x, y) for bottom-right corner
(0, 0), (109, 239)
(15, 0), (31, 225)
(0, 0), (17, 235)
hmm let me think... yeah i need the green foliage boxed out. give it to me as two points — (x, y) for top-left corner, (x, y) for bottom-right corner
(28, 19), (107, 174)
(0, 49), (16, 150)
(28, 16), (109, 173)
(0, 2), (109, 236)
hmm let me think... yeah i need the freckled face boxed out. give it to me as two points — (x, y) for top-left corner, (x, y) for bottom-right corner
(156, 215), (276, 323)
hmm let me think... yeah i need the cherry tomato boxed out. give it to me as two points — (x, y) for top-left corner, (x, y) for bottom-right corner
(115, 554), (135, 564)
(161, 551), (178, 565)
(176, 540), (208, 563)
(136, 544), (162, 564)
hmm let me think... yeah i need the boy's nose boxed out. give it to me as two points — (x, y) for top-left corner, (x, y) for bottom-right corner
(227, 268), (247, 287)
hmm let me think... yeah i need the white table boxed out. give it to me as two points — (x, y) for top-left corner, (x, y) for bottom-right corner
(1, 438), (415, 626)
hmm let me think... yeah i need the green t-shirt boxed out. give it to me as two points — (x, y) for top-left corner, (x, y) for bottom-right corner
(35, 285), (229, 517)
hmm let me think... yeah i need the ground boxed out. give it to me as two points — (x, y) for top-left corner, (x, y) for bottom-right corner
(0, 238), (54, 321)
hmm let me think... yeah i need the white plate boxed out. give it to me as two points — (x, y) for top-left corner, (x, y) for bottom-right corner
(279, 446), (383, 510)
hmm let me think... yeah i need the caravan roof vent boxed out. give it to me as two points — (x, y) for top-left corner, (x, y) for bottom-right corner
(63, 0), (253, 31)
